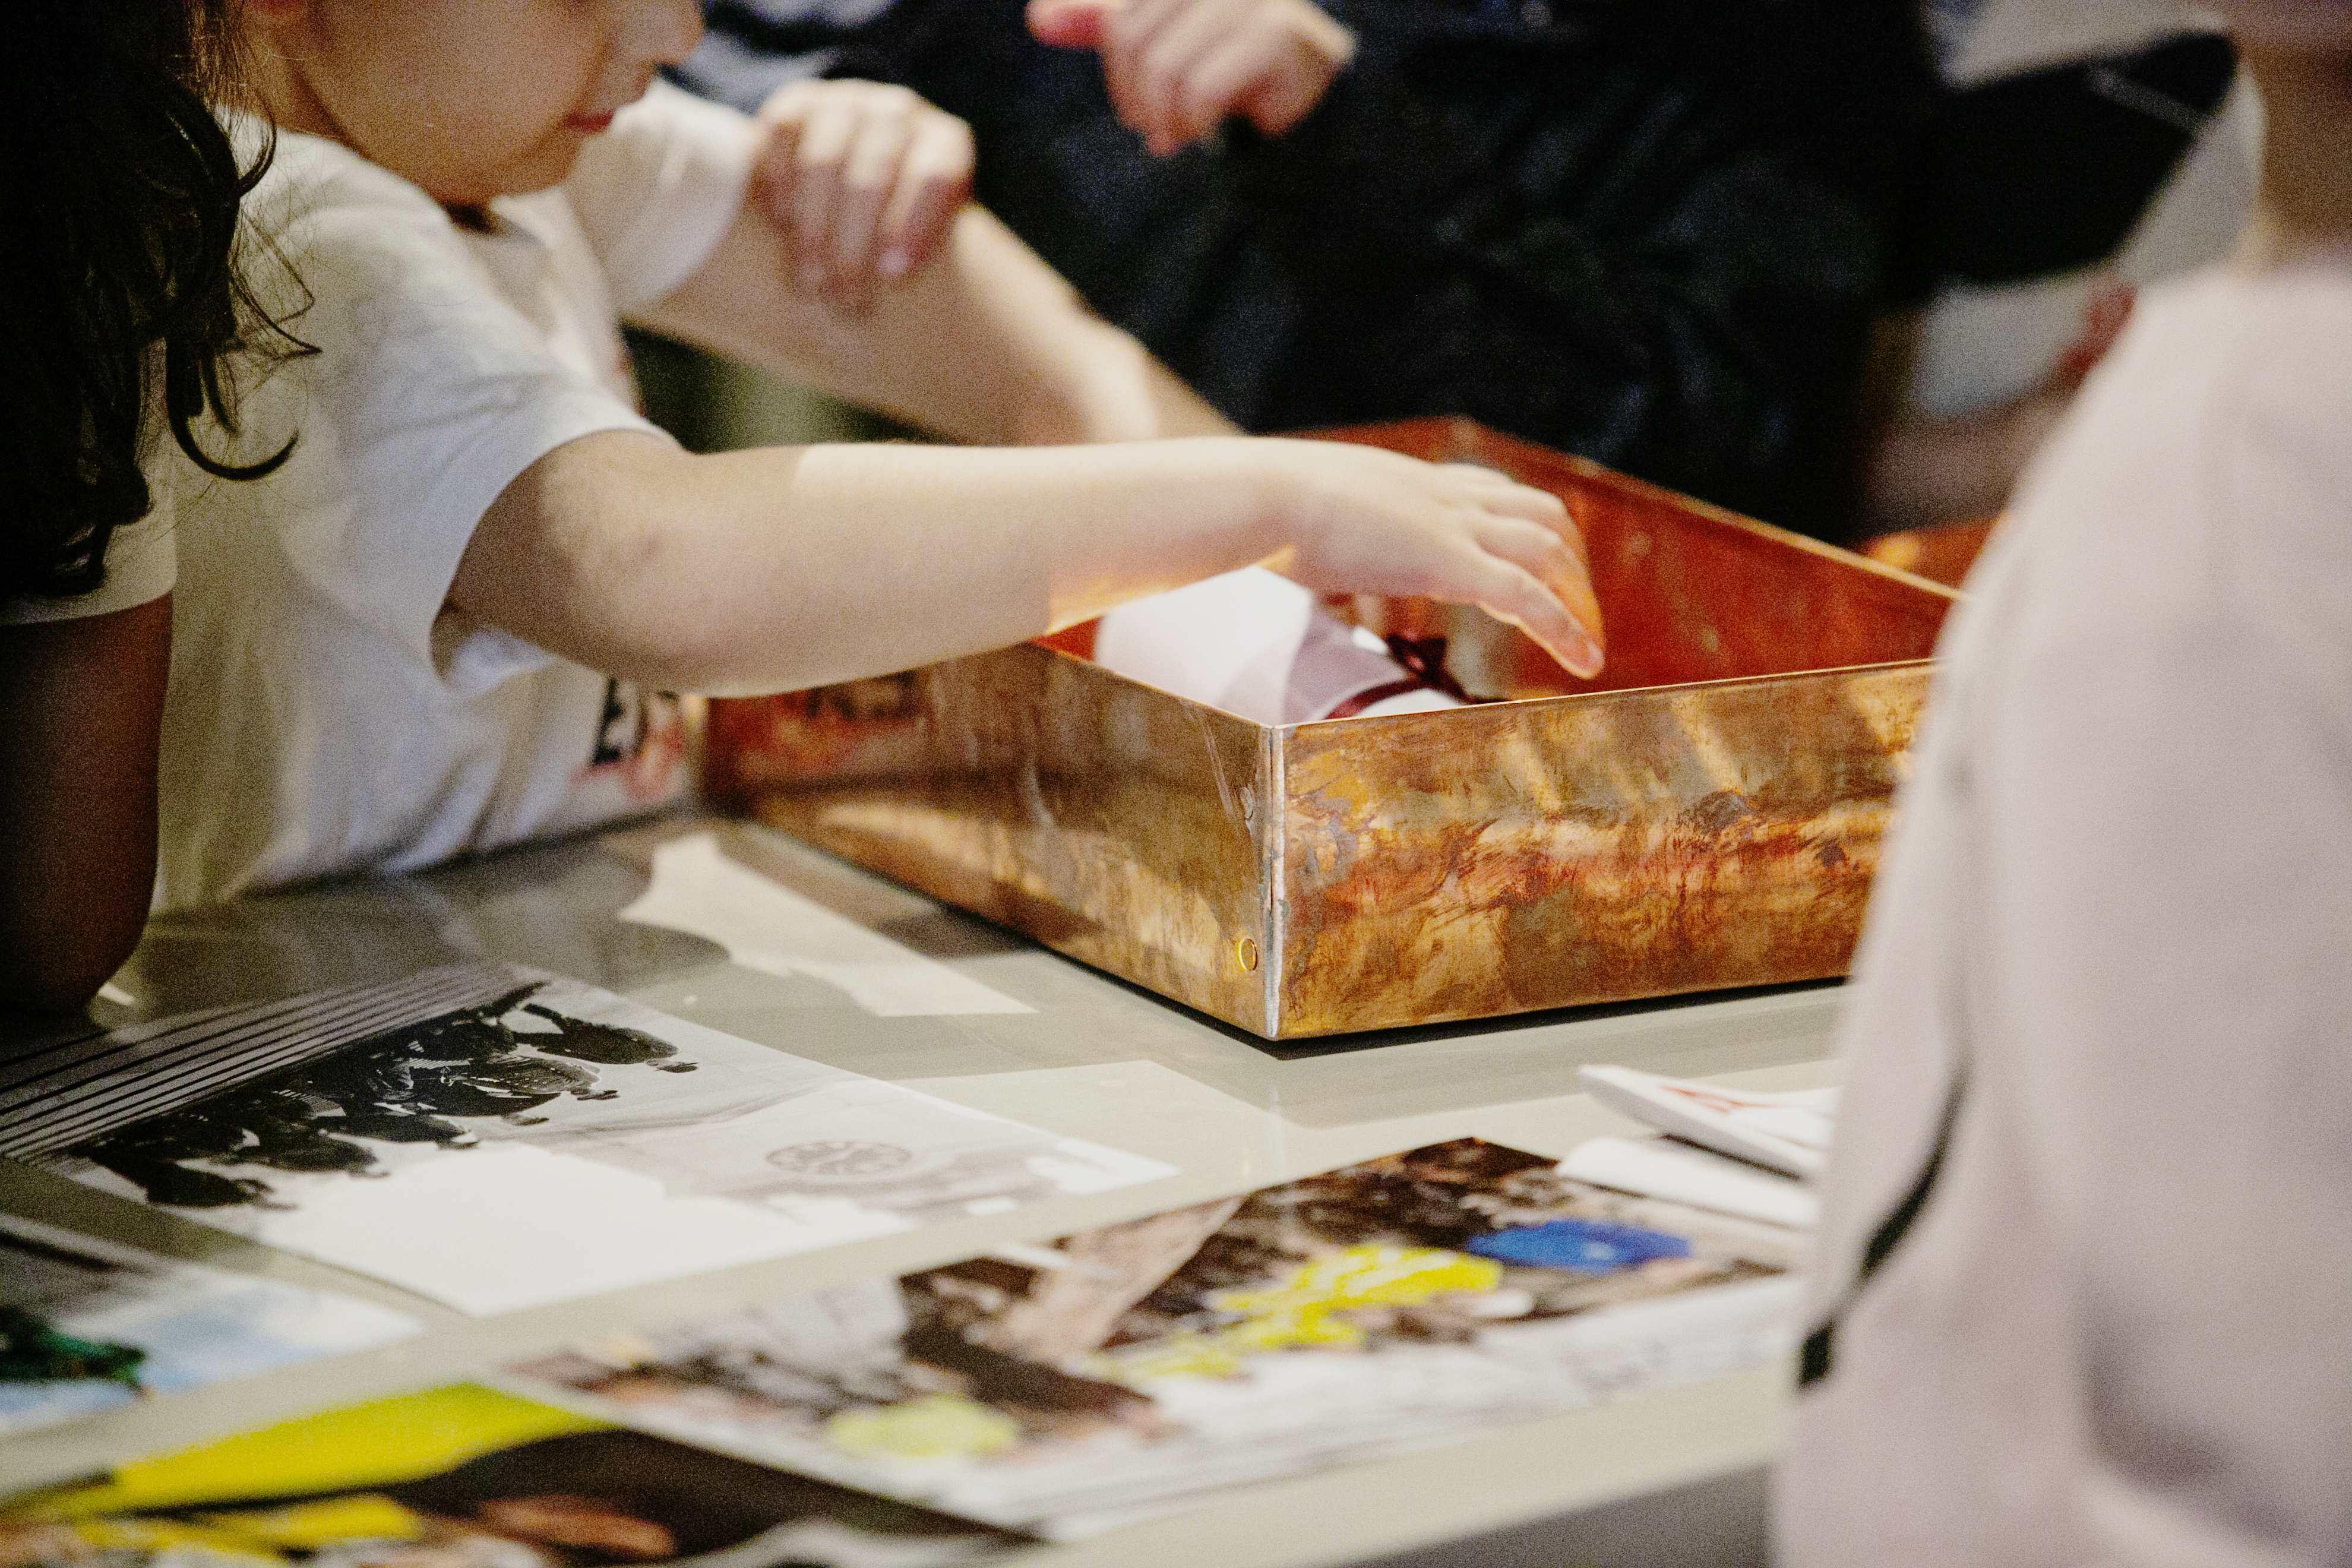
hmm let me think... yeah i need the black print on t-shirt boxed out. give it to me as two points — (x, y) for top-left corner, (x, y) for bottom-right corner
(590, 678), (643, 768)
(584, 681), (689, 804)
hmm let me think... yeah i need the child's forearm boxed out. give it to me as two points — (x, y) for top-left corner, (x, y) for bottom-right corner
(630, 205), (1235, 446)
(452, 431), (1601, 696)
(457, 437), (1277, 695)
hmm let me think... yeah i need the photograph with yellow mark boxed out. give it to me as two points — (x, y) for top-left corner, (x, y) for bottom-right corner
(0, 1383), (1020, 1568)
(507, 1139), (1801, 1539)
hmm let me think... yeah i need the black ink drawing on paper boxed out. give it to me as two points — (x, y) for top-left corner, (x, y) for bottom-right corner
(31, 965), (1172, 1316)
(71, 984), (700, 1210)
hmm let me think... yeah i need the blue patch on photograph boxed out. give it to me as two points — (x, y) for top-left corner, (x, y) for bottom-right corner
(1466, 1219), (1692, 1274)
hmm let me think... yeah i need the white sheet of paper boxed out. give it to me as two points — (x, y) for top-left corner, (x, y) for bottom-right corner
(619, 834), (1032, 1017)
(1556, 1136), (1819, 1230)
(37, 967), (1169, 1316)
(1092, 566), (1460, 724)
(1578, 1065), (1836, 1177)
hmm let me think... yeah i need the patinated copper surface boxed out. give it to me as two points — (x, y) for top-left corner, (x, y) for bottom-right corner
(1857, 516), (1999, 590)
(706, 420), (1957, 1038)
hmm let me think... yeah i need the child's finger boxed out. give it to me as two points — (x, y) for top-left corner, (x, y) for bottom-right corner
(753, 98), (808, 228)
(1241, 34), (1338, 137)
(1131, 0), (1249, 152)
(1027, 0), (1119, 48)
(789, 96), (862, 295)
(827, 109), (919, 306)
(878, 115), (974, 277)
(1437, 464), (1570, 523)
(1180, 34), (1288, 146)
(1099, 0), (1193, 134)
(1474, 514), (1605, 671)
(754, 79), (834, 199)
(754, 77), (817, 140)
(1450, 473), (1598, 649)
(1465, 554), (1605, 682)
(786, 102), (853, 280)
(1435, 460), (1545, 492)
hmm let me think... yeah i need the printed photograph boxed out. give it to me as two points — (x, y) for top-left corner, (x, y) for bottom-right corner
(0, 1383), (1019, 1568)
(29, 965), (1171, 1315)
(509, 1139), (1802, 1539)
(0, 1216), (419, 1436)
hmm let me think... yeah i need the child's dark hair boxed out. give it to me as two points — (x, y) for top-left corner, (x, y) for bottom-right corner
(2, 0), (303, 601)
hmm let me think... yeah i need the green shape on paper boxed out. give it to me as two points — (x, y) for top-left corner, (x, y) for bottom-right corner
(0, 1305), (147, 1388)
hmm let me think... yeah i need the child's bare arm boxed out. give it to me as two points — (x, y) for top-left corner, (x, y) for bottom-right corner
(630, 200), (1235, 445)
(0, 598), (169, 1016)
(525, 83), (1601, 694)
(449, 432), (1602, 697)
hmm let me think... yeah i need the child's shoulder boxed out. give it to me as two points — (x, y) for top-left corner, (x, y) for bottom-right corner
(249, 125), (450, 223)
(242, 125), (472, 283)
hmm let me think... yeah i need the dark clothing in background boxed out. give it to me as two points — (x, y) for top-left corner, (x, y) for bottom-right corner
(690, 0), (1936, 535)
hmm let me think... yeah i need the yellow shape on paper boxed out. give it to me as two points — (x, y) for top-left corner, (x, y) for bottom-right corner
(194, 1496), (427, 1550)
(15, 1386), (605, 1522)
(824, 1394), (1023, 1462)
(1095, 1244), (1504, 1382)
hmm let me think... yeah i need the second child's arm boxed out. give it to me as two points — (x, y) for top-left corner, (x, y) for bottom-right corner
(632, 199), (1234, 445)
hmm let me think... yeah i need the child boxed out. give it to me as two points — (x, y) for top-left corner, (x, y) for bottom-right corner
(1778, 5), (2352, 1560)
(154, 0), (1602, 911)
(2, 0), (288, 1011)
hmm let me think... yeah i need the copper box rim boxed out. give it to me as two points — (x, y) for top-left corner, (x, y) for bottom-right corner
(1032, 640), (1945, 736)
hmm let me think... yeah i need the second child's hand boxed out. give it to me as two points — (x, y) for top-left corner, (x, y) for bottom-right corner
(1028, 0), (1356, 157)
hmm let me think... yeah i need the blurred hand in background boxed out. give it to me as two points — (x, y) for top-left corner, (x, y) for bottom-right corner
(1028, 0), (1356, 156)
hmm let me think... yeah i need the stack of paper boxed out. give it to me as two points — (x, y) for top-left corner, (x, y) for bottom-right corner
(1564, 1066), (1838, 1233)
(501, 1137), (1800, 1541)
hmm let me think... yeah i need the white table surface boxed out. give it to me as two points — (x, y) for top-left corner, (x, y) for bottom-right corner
(0, 814), (1842, 1566)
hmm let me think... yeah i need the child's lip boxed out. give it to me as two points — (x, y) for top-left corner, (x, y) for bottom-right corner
(565, 109), (618, 132)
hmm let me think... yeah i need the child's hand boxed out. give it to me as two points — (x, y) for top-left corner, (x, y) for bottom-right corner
(1260, 441), (1605, 679)
(754, 79), (976, 312)
(1028, 0), (1355, 157)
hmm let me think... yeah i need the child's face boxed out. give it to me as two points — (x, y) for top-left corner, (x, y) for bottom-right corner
(259, 0), (703, 206)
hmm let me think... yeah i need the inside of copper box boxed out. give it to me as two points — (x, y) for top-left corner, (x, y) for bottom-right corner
(1037, 420), (1955, 709)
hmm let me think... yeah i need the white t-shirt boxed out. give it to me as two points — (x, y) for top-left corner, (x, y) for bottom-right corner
(1776, 262), (2352, 1564)
(155, 83), (758, 909)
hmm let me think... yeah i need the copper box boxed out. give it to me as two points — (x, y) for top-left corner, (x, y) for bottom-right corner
(704, 420), (1956, 1038)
